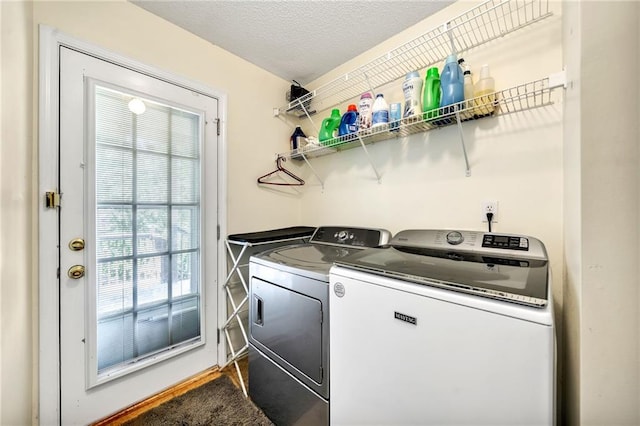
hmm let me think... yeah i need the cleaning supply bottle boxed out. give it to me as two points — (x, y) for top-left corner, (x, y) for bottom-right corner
(318, 108), (342, 144)
(422, 67), (441, 120)
(358, 92), (374, 130)
(439, 54), (464, 115)
(290, 126), (306, 150)
(402, 71), (423, 119)
(338, 104), (359, 137)
(473, 64), (496, 118)
(462, 65), (474, 121)
(371, 93), (389, 127)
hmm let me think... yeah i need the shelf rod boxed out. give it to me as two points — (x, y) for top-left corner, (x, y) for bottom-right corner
(454, 110), (471, 177)
(356, 134), (382, 183)
(300, 152), (325, 189)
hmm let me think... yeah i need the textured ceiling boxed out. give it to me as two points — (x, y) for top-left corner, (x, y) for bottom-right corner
(130, 1), (454, 85)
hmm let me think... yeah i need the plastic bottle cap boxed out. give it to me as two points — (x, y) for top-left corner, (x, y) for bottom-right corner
(464, 65), (471, 75)
(445, 54), (457, 64)
(458, 58), (465, 65)
(376, 94), (384, 98)
(360, 92), (373, 99)
(480, 64), (491, 79)
(406, 71), (420, 80)
(347, 104), (357, 111)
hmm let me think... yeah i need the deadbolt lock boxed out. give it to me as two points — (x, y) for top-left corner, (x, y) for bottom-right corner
(69, 238), (85, 251)
(68, 265), (85, 279)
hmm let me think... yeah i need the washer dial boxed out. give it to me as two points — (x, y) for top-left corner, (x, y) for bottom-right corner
(446, 231), (464, 245)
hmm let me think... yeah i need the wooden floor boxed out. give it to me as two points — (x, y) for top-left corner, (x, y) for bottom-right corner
(92, 356), (249, 425)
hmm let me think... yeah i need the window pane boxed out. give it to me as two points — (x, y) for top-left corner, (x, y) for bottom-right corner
(172, 207), (198, 251)
(97, 260), (133, 316)
(137, 152), (168, 203)
(96, 145), (133, 203)
(172, 298), (200, 342)
(137, 256), (169, 305)
(97, 314), (134, 371)
(172, 157), (199, 204)
(97, 206), (133, 259)
(96, 88), (133, 148)
(172, 252), (199, 297)
(137, 104), (169, 154)
(171, 110), (199, 158)
(136, 306), (169, 355)
(137, 207), (168, 256)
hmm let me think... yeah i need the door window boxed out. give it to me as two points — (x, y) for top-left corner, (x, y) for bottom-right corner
(92, 85), (202, 380)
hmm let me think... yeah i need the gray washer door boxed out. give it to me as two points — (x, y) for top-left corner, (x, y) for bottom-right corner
(250, 277), (323, 383)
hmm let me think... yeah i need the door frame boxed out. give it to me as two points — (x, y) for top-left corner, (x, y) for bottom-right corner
(38, 25), (228, 425)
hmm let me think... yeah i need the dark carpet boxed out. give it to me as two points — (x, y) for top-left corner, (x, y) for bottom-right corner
(123, 375), (274, 426)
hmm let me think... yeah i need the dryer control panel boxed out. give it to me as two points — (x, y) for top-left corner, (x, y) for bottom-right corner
(311, 227), (391, 248)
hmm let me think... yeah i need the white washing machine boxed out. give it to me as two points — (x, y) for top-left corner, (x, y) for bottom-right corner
(329, 229), (556, 426)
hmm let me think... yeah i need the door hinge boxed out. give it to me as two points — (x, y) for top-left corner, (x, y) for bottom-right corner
(217, 224), (220, 241)
(217, 328), (220, 344)
(216, 118), (220, 136)
(45, 191), (61, 209)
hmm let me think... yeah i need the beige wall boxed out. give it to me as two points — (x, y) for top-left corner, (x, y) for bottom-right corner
(1, 0), (297, 423)
(579, 2), (639, 425)
(1, 1), (35, 424)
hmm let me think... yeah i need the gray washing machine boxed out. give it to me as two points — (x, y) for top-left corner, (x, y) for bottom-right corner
(248, 226), (391, 426)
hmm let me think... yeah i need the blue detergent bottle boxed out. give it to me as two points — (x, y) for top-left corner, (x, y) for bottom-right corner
(338, 104), (359, 137)
(439, 54), (464, 118)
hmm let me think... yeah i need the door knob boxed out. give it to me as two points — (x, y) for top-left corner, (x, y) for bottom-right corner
(68, 265), (85, 279)
(69, 238), (85, 251)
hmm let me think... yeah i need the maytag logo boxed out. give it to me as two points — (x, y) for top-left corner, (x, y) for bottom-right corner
(394, 311), (417, 325)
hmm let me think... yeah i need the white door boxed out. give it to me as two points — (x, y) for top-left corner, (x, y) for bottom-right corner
(59, 46), (219, 425)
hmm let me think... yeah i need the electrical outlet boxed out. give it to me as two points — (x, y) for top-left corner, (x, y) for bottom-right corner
(481, 201), (499, 223)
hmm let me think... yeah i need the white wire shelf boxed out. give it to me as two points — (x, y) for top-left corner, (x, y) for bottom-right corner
(282, 76), (560, 163)
(278, 0), (551, 116)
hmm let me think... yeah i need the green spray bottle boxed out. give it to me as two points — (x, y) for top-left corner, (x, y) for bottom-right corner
(319, 109), (342, 145)
(422, 67), (441, 120)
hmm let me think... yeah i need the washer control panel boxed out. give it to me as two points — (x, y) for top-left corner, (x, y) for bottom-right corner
(391, 229), (547, 260)
(311, 227), (391, 248)
(482, 234), (529, 251)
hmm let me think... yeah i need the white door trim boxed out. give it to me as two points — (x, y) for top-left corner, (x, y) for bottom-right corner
(38, 25), (228, 425)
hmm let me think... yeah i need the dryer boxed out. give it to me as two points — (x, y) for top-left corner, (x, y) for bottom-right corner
(330, 229), (556, 425)
(248, 226), (391, 426)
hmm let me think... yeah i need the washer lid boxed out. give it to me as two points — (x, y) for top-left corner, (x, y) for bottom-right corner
(335, 245), (549, 308)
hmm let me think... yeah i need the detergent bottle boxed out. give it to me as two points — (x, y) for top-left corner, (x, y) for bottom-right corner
(318, 109), (342, 144)
(439, 54), (464, 115)
(402, 71), (423, 119)
(462, 65), (474, 121)
(371, 94), (389, 127)
(422, 67), (441, 120)
(473, 64), (496, 118)
(338, 104), (359, 137)
(357, 92), (374, 131)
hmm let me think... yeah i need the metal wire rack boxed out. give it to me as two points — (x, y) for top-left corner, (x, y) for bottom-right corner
(277, 0), (552, 116)
(282, 76), (561, 165)
(223, 229), (315, 396)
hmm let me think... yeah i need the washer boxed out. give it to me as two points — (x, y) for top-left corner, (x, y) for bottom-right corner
(248, 226), (391, 426)
(330, 229), (556, 425)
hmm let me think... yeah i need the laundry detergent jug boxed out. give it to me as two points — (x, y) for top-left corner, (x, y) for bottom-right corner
(319, 109), (342, 144)
(422, 67), (441, 120)
(439, 54), (464, 114)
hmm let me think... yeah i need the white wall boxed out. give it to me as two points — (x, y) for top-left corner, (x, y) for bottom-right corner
(1, 1), (296, 423)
